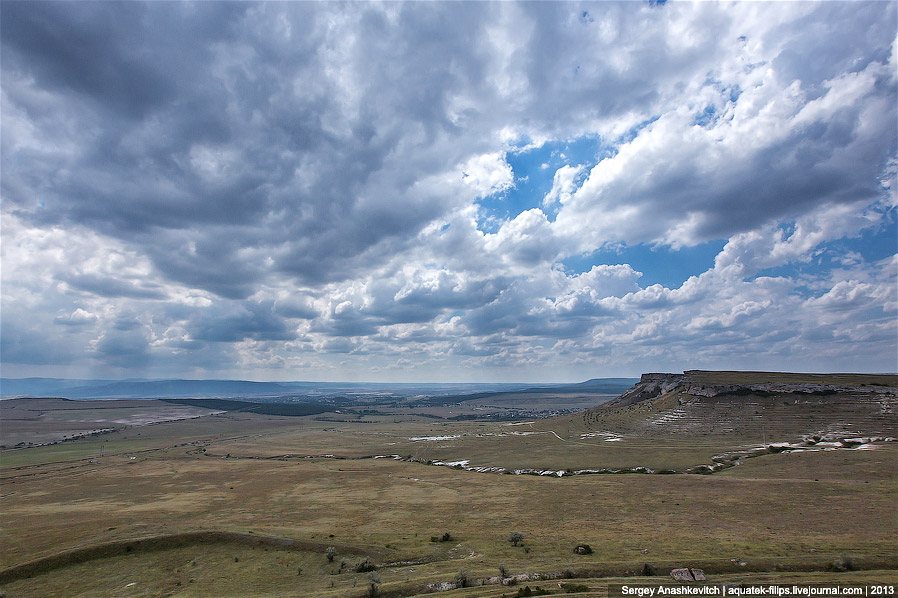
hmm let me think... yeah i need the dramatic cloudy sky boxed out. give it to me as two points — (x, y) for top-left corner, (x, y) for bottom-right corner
(2, 1), (896, 382)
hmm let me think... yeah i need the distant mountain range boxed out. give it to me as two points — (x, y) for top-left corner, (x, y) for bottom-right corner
(0, 378), (294, 398)
(0, 377), (638, 400)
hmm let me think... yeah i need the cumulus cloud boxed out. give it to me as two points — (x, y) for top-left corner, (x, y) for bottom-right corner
(543, 164), (585, 209)
(462, 153), (515, 197)
(54, 309), (99, 327)
(1, 1), (895, 380)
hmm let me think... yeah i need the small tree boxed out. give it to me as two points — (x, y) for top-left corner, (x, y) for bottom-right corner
(326, 546), (336, 563)
(454, 568), (470, 588)
(499, 563), (509, 577)
(508, 531), (525, 547)
(367, 571), (381, 597)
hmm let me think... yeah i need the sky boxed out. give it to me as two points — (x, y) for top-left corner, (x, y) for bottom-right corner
(1, 1), (896, 383)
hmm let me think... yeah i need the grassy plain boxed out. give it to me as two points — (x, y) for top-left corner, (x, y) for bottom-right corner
(1, 376), (896, 597)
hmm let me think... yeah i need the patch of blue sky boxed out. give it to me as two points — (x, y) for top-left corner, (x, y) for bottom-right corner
(477, 128), (661, 232)
(561, 239), (728, 290)
(693, 105), (717, 127)
(475, 136), (602, 232)
(474, 117), (659, 230)
(839, 209), (898, 264)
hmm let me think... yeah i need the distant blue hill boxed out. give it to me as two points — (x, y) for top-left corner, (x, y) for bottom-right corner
(64, 379), (298, 398)
(554, 378), (640, 393)
(0, 377), (637, 400)
(0, 377), (120, 397)
(408, 378), (639, 406)
(0, 378), (293, 399)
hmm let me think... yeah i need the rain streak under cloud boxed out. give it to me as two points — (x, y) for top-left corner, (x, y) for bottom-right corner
(1, 1), (896, 382)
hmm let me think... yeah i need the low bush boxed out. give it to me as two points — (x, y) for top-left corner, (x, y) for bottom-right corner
(560, 582), (590, 593)
(355, 557), (376, 573)
(830, 554), (856, 572)
(430, 532), (453, 542)
(513, 586), (552, 597)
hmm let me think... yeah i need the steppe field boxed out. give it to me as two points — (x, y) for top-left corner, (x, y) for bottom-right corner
(1, 372), (897, 597)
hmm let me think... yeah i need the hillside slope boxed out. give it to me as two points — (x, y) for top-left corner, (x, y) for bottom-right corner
(579, 370), (898, 442)
(385, 371), (897, 474)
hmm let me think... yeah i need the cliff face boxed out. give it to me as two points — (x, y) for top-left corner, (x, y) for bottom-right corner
(605, 370), (897, 408)
(607, 373), (684, 407)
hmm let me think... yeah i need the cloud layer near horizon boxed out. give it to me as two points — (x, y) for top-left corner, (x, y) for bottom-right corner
(2, 1), (896, 381)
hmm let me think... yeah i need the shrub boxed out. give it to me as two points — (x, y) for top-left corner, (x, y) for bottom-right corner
(454, 568), (470, 588)
(499, 563), (509, 577)
(326, 546), (336, 562)
(831, 554), (856, 572)
(560, 582), (590, 593)
(573, 544), (592, 555)
(642, 563), (657, 576)
(514, 586), (552, 597)
(430, 531), (453, 543)
(509, 531), (525, 546)
(355, 557), (376, 573)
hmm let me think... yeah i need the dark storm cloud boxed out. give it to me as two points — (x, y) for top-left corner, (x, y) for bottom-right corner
(366, 274), (510, 325)
(60, 273), (167, 300)
(1, 2), (174, 118)
(273, 296), (318, 320)
(0, 317), (80, 364)
(187, 301), (296, 343)
(94, 328), (152, 367)
(1, 2), (493, 297)
(311, 308), (382, 339)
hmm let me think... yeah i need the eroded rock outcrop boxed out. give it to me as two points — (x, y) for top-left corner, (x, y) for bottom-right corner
(607, 371), (896, 407)
(606, 373), (685, 407)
